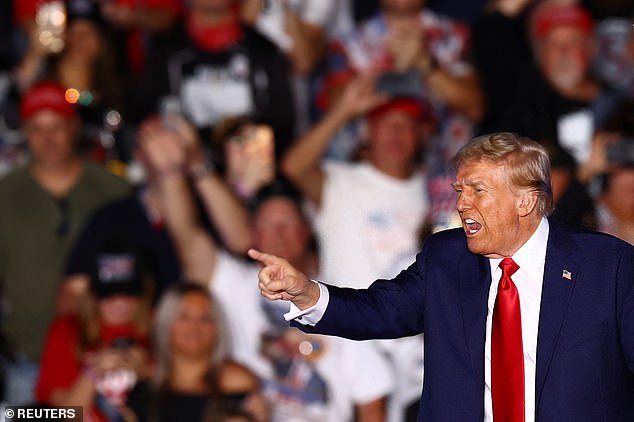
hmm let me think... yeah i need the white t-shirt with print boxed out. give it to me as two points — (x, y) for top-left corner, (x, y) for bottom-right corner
(315, 160), (428, 289)
(314, 160), (428, 422)
(210, 251), (394, 422)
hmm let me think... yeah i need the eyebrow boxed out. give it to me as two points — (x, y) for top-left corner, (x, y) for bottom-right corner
(452, 180), (486, 189)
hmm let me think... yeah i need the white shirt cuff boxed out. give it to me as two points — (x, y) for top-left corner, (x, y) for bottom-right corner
(283, 281), (330, 325)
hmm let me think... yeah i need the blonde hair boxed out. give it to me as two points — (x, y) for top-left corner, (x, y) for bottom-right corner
(151, 283), (229, 388)
(453, 132), (554, 216)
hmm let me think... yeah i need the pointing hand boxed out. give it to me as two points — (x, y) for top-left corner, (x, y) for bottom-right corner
(248, 248), (320, 310)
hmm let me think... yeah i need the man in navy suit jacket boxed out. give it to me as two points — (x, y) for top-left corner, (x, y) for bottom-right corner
(249, 132), (634, 421)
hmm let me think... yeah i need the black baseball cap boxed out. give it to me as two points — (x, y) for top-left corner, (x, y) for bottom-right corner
(247, 178), (303, 216)
(89, 242), (145, 298)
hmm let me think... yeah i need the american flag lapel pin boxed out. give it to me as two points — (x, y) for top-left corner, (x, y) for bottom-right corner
(562, 269), (572, 280)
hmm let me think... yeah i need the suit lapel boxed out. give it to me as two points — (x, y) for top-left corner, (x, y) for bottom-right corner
(460, 254), (492, 386)
(535, 221), (579, 407)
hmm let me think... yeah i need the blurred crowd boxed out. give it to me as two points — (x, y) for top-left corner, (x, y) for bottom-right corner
(0, 0), (632, 421)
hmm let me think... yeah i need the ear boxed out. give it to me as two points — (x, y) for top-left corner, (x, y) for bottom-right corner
(517, 190), (538, 217)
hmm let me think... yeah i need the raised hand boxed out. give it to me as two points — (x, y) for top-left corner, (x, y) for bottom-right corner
(496, 0), (537, 17)
(161, 114), (209, 173)
(333, 72), (391, 120)
(247, 248), (320, 310)
(137, 117), (187, 177)
(226, 124), (275, 199)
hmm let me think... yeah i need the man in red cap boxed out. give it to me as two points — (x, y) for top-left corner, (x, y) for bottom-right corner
(0, 81), (129, 405)
(282, 73), (430, 421)
(529, 0), (596, 98)
(485, 0), (623, 167)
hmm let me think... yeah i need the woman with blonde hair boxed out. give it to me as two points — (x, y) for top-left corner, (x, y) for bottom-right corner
(133, 282), (268, 422)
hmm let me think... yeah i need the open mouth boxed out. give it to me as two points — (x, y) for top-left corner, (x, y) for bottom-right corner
(464, 218), (482, 236)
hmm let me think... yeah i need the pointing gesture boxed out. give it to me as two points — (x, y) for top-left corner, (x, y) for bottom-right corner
(247, 249), (320, 310)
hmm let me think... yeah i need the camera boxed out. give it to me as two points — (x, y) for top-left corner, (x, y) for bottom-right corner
(606, 139), (634, 166)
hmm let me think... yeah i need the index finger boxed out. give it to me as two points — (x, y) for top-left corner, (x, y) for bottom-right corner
(247, 248), (286, 267)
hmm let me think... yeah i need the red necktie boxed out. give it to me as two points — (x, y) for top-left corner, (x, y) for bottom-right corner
(492, 258), (524, 422)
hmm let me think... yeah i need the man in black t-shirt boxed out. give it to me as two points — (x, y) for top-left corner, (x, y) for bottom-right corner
(134, 0), (295, 158)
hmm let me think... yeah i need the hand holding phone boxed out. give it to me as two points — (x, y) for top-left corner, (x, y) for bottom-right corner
(159, 95), (183, 130)
(226, 124), (275, 198)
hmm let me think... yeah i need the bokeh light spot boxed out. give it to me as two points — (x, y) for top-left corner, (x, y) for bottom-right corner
(65, 88), (80, 104)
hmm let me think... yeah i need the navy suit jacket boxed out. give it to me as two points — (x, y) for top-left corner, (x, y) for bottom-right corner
(294, 220), (634, 421)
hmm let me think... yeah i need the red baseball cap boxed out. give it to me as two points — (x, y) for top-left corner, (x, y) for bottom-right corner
(531, 3), (594, 40)
(20, 81), (77, 121)
(367, 98), (426, 122)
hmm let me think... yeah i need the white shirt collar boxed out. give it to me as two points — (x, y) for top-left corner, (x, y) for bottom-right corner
(489, 217), (549, 281)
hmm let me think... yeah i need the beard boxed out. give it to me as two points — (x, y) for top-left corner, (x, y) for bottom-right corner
(545, 58), (587, 92)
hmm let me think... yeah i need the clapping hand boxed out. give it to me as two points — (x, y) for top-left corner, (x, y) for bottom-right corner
(386, 20), (427, 72)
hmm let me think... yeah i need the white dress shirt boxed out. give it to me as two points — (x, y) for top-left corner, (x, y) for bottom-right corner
(484, 218), (549, 422)
(286, 218), (550, 422)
